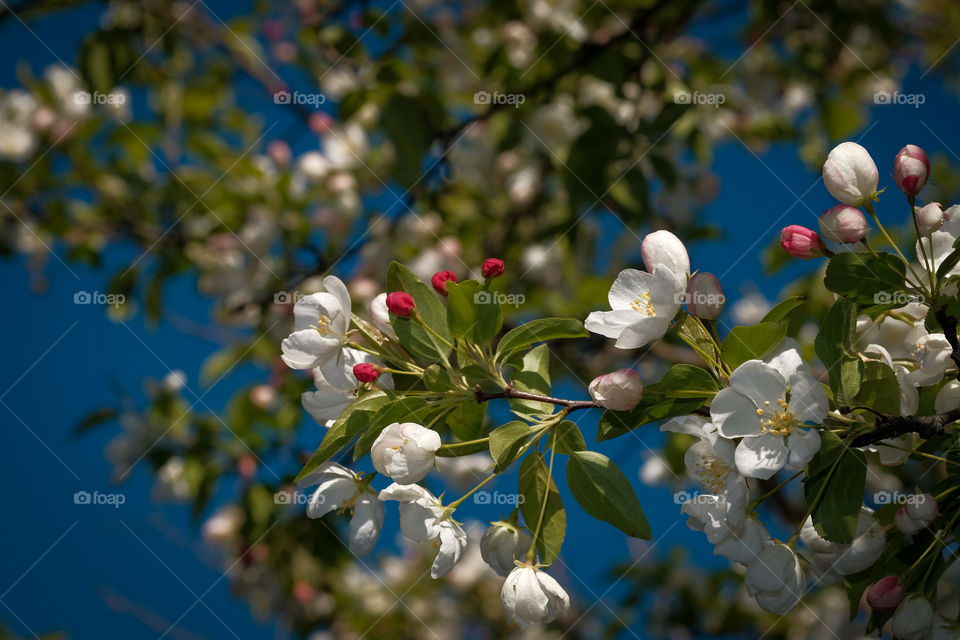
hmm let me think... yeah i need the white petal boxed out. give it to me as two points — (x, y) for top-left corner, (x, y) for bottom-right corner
(660, 415), (711, 437)
(431, 522), (467, 578)
(729, 360), (786, 408)
(614, 315), (672, 349)
(735, 434), (788, 479)
(321, 275), (352, 335)
(712, 388), (763, 438)
(349, 493), (384, 556)
(281, 329), (339, 369)
(378, 482), (435, 503)
(786, 370), (828, 424)
(784, 428), (821, 471)
(584, 309), (634, 339)
(306, 477), (356, 519)
(607, 269), (653, 309)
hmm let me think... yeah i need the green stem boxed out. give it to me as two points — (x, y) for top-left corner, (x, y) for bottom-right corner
(447, 473), (497, 509)
(749, 470), (804, 513)
(864, 203), (927, 296)
(909, 194), (938, 295)
(788, 434), (854, 545)
(526, 430), (558, 564)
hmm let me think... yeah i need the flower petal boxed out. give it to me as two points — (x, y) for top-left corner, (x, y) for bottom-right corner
(735, 434), (788, 479)
(712, 388), (763, 438)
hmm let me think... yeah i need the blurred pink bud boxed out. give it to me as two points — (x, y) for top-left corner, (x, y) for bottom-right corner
(866, 576), (904, 612)
(819, 204), (868, 243)
(588, 369), (644, 411)
(895, 494), (938, 534)
(916, 202), (947, 236)
(266, 140), (292, 166)
(685, 272), (725, 320)
(249, 384), (277, 409)
(308, 112), (334, 135)
(780, 225), (826, 259)
(894, 145), (930, 196)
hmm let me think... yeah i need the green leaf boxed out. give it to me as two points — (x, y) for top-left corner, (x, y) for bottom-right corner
(554, 421), (586, 455)
(566, 451), (652, 539)
(815, 298), (862, 402)
(73, 407), (118, 434)
(675, 313), (718, 363)
(387, 261), (452, 362)
(495, 318), (587, 363)
(597, 398), (704, 441)
(446, 401), (486, 441)
(519, 451), (565, 564)
(646, 364), (719, 399)
(295, 392), (390, 482)
(721, 322), (786, 370)
(489, 421), (535, 471)
(446, 280), (503, 345)
(423, 364), (455, 392)
(855, 362), (900, 415)
(823, 252), (906, 305)
(508, 344), (552, 414)
(762, 296), (808, 323)
(803, 431), (867, 544)
(937, 247), (960, 281)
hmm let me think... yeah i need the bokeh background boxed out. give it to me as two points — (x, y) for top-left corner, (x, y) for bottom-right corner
(2, 0), (960, 638)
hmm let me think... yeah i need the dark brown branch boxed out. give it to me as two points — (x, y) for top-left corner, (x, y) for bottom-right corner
(933, 306), (960, 379)
(474, 384), (599, 412)
(850, 408), (960, 448)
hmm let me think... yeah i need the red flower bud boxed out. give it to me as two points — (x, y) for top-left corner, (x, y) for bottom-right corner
(385, 291), (415, 317)
(431, 270), (457, 296)
(780, 225), (827, 259)
(481, 258), (505, 278)
(353, 363), (381, 383)
(866, 576), (905, 612)
(894, 145), (930, 196)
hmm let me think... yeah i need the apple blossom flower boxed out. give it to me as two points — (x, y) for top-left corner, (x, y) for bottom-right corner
(352, 363), (381, 383)
(895, 494), (938, 534)
(369, 292), (396, 339)
(661, 416), (741, 496)
(480, 521), (532, 576)
(385, 291), (415, 317)
(301, 348), (393, 425)
(935, 380), (960, 413)
(891, 594), (935, 640)
(780, 225), (827, 259)
(378, 483), (467, 578)
(297, 462), (383, 556)
(916, 202), (948, 236)
(800, 509), (884, 575)
(431, 270), (457, 295)
(711, 340), (828, 479)
(500, 565), (570, 627)
(819, 204), (869, 243)
(588, 368), (644, 411)
(370, 422), (442, 484)
(895, 145), (930, 196)
(684, 272), (725, 320)
(280, 276), (351, 370)
(482, 258), (505, 278)
(584, 265), (684, 349)
(744, 543), (805, 615)
(866, 576), (905, 612)
(906, 333), (954, 386)
(859, 344), (919, 418)
(641, 230), (690, 282)
(822, 141), (879, 206)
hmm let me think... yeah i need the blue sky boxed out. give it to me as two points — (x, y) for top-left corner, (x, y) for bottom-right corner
(2, 3), (959, 639)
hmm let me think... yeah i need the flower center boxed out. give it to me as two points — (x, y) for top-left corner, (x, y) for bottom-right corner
(694, 453), (730, 494)
(630, 291), (656, 317)
(756, 398), (794, 436)
(313, 314), (334, 336)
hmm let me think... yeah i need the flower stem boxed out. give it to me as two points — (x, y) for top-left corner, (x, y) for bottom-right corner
(526, 430), (558, 564)
(447, 473), (497, 510)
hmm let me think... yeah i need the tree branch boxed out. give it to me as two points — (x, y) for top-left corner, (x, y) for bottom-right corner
(849, 408), (960, 448)
(933, 305), (960, 379)
(475, 384), (599, 412)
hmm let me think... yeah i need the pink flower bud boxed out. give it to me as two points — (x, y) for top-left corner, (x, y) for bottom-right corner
(819, 204), (868, 243)
(780, 225), (826, 259)
(823, 142), (879, 206)
(385, 291), (415, 317)
(895, 494), (938, 534)
(684, 272), (725, 320)
(588, 369), (644, 411)
(353, 363), (381, 383)
(266, 140), (292, 167)
(431, 270), (457, 296)
(481, 258), (505, 278)
(866, 575), (905, 612)
(894, 145), (930, 196)
(249, 384), (277, 409)
(916, 202), (948, 236)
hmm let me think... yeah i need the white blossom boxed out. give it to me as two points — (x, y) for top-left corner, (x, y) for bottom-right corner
(280, 276), (351, 370)
(500, 565), (570, 627)
(378, 483), (467, 578)
(297, 462), (383, 556)
(370, 422), (442, 485)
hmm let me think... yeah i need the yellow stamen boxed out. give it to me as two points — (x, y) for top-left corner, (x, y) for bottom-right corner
(630, 291), (656, 317)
